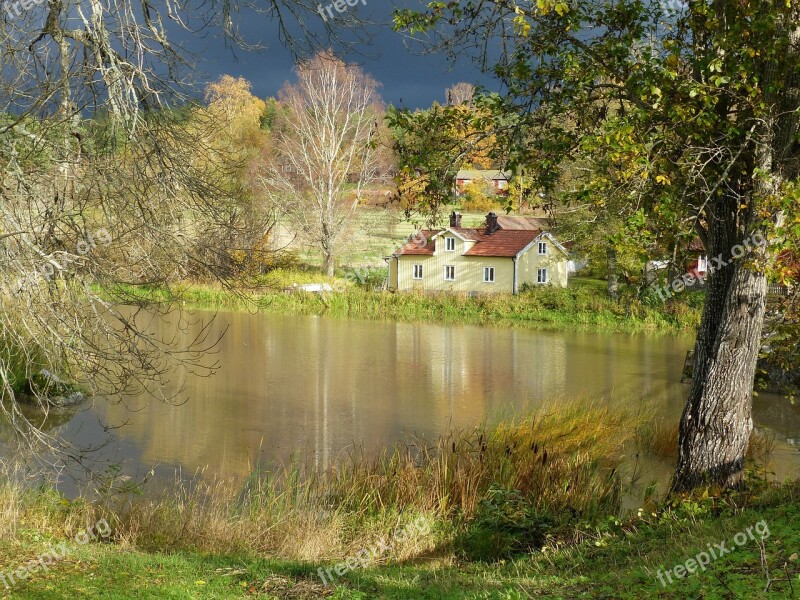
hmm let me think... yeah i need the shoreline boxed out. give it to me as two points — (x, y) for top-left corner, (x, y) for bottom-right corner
(100, 280), (702, 335)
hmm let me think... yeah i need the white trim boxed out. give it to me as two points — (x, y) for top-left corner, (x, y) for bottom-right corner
(444, 265), (455, 281)
(483, 266), (495, 283)
(537, 232), (569, 256)
(515, 232), (569, 260)
(412, 264), (423, 280)
(537, 267), (548, 284)
(431, 227), (471, 242)
(513, 256), (518, 294)
(445, 237), (456, 251)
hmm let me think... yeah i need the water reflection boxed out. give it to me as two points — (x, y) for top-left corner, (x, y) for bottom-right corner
(3, 311), (798, 488)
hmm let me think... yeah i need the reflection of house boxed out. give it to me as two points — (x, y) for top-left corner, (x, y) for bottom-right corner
(387, 211), (569, 294)
(455, 169), (510, 196)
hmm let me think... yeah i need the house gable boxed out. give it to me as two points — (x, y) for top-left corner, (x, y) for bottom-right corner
(388, 212), (569, 292)
(516, 232), (570, 260)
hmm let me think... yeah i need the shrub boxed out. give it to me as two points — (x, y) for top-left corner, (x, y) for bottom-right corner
(461, 179), (503, 212)
(458, 486), (552, 561)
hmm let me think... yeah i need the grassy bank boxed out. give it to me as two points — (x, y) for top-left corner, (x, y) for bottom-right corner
(4, 484), (798, 598)
(104, 274), (701, 334)
(1, 404), (792, 599)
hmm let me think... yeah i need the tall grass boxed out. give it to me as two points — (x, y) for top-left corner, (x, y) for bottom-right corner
(635, 418), (775, 461)
(104, 278), (701, 333)
(0, 326), (49, 396)
(0, 402), (645, 563)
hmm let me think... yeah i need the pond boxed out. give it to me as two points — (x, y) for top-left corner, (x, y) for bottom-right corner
(9, 311), (800, 493)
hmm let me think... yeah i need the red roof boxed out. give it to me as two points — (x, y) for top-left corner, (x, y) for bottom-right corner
(394, 230), (437, 255)
(495, 216), (551, 230)
(394, 227), (541, 258)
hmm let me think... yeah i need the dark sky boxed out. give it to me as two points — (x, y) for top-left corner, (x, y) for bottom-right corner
(175, 1), (499, 109)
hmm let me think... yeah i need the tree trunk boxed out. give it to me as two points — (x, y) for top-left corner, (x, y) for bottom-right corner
(607, 245), (619, 300)
(323, 251), (335, 277)
(672, 128), (776, 491)
(672, 252), (767, 490)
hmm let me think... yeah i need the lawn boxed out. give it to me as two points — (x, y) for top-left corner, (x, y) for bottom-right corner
(4, 481), (799, 598)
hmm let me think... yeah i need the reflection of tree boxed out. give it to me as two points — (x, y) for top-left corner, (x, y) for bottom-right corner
(0, 0), (362, 470)
(0, 401), (81, 441)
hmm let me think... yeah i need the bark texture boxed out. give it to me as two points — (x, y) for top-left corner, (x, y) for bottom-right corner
(673, 229), (768, 489)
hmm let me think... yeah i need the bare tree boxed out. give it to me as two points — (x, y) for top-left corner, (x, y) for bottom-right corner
(445, 82), (475, 106)
(261, 51), (384, 276)
(0, 0), (354, 466)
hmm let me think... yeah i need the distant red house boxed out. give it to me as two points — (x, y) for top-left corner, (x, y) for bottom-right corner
(455, 169), (510, 196)
(686, 238), (708, 280)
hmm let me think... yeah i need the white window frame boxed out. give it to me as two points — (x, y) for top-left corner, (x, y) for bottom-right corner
(483, 266), (495, 283)
(537, 268), (548, 284)
(444, 265), (455, 281)
(445, 237), (456, 251)
(538, 241), (547, 255)
(412, 264), (423, 280)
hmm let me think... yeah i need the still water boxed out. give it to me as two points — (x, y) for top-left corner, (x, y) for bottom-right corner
(16, 311), (800, 488)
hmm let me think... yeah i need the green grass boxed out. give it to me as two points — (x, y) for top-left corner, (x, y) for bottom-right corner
(101, 275), (701, 334)
(2, 480), (798, 598)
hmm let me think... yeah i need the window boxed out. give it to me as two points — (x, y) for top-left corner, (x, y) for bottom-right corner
(444, 265), (455, 281)
(413, 264), (423, 279)
(538, 241), (547, 255)
(483, 267), (495, 283)
(537, 268), (548, 284)
(445, 237), (456, 251)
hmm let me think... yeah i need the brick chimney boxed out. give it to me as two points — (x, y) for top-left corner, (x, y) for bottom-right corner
(486, 211), (499, 234)
(449, 211), (462, 228)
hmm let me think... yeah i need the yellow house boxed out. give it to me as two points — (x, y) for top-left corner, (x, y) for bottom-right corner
(387, 212), (569, 294)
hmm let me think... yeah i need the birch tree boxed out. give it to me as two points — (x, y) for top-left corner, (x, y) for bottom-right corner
(445, 82), (475, 106)
(263, 51), (383, 276)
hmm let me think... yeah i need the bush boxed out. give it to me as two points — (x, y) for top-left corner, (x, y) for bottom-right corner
(231, 248), (301, 278)
(458, 486), (552, 561)
(461, 179), (503, 213)
(343, 266), (388, 290)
